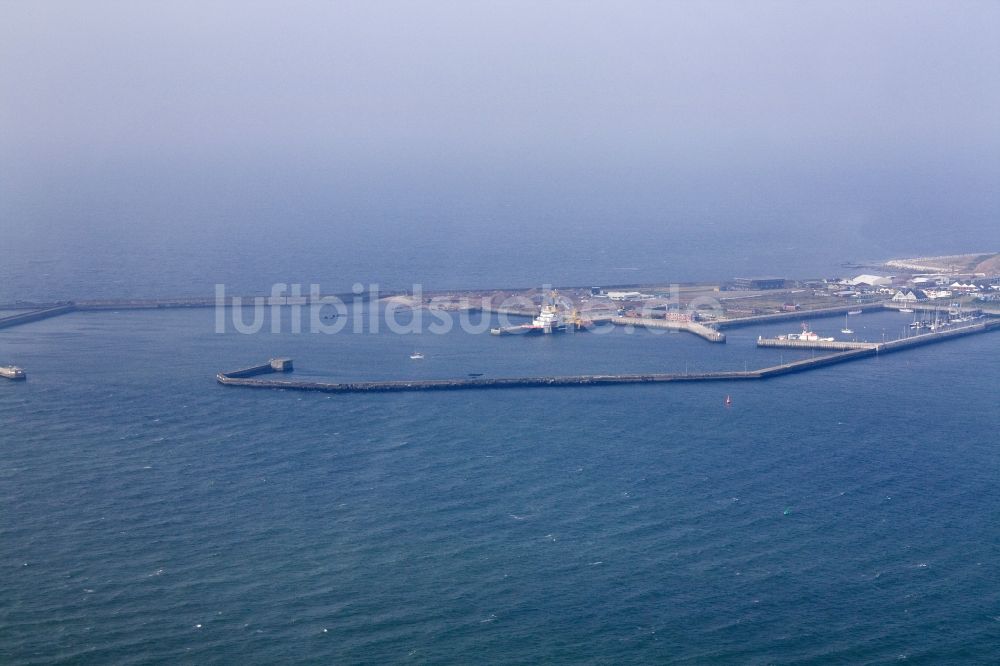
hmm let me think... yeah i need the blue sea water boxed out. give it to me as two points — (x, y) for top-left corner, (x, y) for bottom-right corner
(1, 301), (999, 663)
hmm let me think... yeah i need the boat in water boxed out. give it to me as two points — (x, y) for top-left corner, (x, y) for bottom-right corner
(409, 352), (425, 360)
(847, 309), (863, 315)
(898, 308), (914, 313)
(840, 314), (854, 335)
(0, 365), (26, 380)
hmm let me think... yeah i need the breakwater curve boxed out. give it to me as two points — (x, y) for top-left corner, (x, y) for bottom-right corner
(215, 318), (998, 395)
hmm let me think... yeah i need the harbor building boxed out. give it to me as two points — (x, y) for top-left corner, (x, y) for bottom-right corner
(606, 290), (645, 301)
(733, 277), (786, 290)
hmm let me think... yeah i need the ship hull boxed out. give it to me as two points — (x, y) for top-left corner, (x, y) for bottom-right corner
(522, 324), (568, 335)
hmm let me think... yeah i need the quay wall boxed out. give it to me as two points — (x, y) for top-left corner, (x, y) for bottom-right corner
(882, 302), (983, 314)
(713, 302), (884, 329)
(756, 338), (877, 351)
(611, 317), (726, 342)
(476, 306), (537, 318)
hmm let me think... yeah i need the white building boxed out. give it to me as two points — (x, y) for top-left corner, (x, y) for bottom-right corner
(850, 274), (892, 287)
(606, 291), (644, 301)
(892, 289), (929, 302)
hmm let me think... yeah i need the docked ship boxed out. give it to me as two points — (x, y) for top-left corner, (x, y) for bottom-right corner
(525, 300), (568, 335)
(491, 292), (569, 336)
(777, 323), (835, 342)
(1, 365), (26, 380)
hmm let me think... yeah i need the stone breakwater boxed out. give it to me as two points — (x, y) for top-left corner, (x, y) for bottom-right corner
(215, 318), (999, 395)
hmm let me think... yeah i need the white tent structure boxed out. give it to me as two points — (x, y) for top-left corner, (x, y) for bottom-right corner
(851, 274), (892, 287)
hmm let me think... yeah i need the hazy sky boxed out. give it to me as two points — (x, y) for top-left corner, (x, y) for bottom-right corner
(1, 0), (998, 247)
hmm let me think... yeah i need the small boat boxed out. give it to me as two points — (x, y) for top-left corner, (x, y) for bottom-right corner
(847, 309), (863, 315)
(467, 372), (483, 377)
(898, 308), (914, 313)
(840, 315), (853, 335)
(0, 365), (26, 380)
(409, 352), (424, 360)
(725, 395), (732, 407)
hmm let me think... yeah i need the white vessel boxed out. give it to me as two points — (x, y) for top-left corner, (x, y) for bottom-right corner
(409, 352), (424, 360)
(527, 300), (567, 334)
(491, 291), (569, 335)
(840, 315), (853, 335)
(0, 365), (26, 380)
(778, 322), (835, 342)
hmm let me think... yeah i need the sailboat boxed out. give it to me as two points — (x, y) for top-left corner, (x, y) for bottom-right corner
(928, 309), (945, 332)
(840, 314), (853, 335)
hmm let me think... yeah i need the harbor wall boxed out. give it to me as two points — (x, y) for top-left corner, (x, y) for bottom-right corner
(217, 370), (761, 393)
(216, 318), (997, 395)
(74, 291), (393, 310)
(756, 348), (876, 378)
(0, 305), (76, 330)
(877, 319), (997, 352)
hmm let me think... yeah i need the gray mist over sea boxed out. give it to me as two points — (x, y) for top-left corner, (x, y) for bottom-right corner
(1, 1), (998, 300)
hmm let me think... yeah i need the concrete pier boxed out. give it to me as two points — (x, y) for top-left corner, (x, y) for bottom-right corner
(611, 317), (726, 342)
(756, 338), (877, 351)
